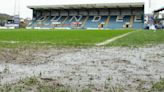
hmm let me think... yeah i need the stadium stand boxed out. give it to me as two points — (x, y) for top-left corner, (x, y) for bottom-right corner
(27, 3), (144, 29)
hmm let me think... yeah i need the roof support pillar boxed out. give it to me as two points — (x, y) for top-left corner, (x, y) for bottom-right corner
(108, 8), (110, 15)
(77, 9), (79, 15)
(58, 10), (60, 16)
(49, 9), (52, 17)
(119, 8), (121, 15)
(131, 8), (133, 15)
(67, 10), (70, 16)
(87, 9), (89, 16)
(98, 9), (100, 16)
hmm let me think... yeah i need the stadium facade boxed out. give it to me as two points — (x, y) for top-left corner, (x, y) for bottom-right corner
(154, 7), (164, 28)
(27, 3), (144, 29)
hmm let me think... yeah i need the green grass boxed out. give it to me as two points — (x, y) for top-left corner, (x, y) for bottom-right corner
(151, 79), (164, 92)
(0, 76), (124, 92)
(81, 88), (92, 92)
(108, 30), (164, 47)
(0, 29), (131, 48)
(0, 29), (164, 48)
(0, 77), (72, 92)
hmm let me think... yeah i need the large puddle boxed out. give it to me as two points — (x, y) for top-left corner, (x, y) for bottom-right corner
(0, 45), (164, 91)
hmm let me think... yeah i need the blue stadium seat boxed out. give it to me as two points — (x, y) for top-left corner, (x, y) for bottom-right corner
(28, 15), (143, 29)
(105, 16), (123, 29)
(133, 16), (143, 29)
(123, 16), (131, 23)
(84, 16), (107, 28)
(133, 22), (143, 29)
(62, 16), (72, 27)
(105, 16), (131, 29)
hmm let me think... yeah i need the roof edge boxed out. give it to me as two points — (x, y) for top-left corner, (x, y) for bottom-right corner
(27, 2), (144, 9)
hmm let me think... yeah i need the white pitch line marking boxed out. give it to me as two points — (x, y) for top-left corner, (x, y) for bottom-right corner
(96, 31), (135, 46)
(0, 41), (52, 44)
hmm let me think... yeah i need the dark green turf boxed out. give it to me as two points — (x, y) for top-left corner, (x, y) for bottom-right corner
(0, 29), (130, 48)
(108, 30), (164, 47)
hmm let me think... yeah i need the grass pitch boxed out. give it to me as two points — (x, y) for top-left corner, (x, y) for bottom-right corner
(0, 29), (130, 48)
(109, 30), (164, 47)
(0, 29), (164, 48)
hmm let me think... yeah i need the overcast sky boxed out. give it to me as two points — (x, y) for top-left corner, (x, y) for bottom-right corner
(0, 0), (163, 18)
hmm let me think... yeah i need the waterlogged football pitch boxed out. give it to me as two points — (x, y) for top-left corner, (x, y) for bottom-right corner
(0, 29), (164, 92)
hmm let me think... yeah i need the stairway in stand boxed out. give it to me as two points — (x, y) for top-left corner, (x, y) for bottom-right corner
(81, 16), (89, 28)
(105, 16), (110, 26)
(130, 15), (134, 28)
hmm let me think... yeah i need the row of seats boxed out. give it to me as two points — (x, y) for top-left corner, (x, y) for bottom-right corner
(85, 16), (107, 28)
(28, 16), (143, 29)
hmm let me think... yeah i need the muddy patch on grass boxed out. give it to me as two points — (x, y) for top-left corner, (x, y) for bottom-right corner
(0, 45), (164, 92)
